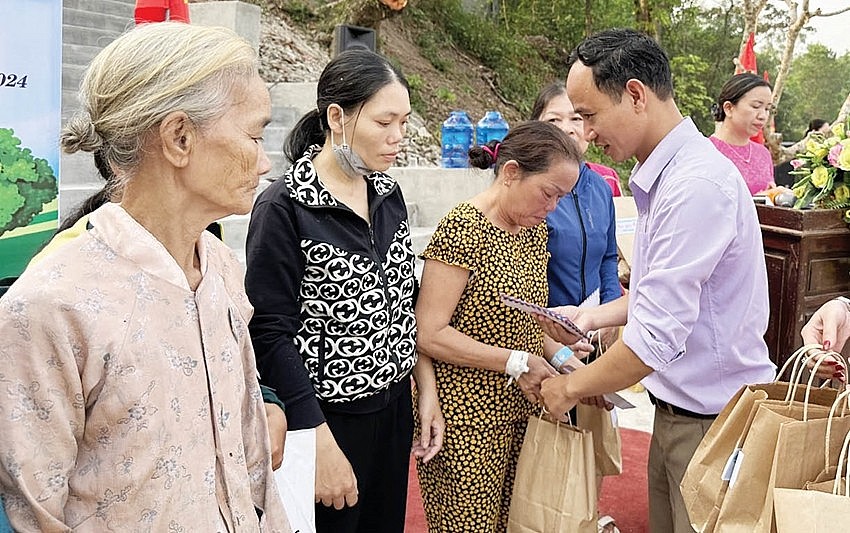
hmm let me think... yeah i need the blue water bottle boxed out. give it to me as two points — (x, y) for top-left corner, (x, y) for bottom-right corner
(441, 111), (474, 168)
(476, 110), (510, 146)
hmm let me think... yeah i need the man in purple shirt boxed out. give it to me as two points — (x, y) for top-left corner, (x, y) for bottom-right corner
(539, 29), (776, 532)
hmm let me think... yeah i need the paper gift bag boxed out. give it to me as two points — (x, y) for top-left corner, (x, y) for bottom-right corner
(681, 346), (844, 532)
(773, 422), (850, 532)
(713, 375), (850, 532)
(507, 415), (597, 533)
(714, 402), (848, 532)
(576, 403), (622, 477)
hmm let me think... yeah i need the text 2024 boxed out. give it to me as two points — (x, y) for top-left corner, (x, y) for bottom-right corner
(0, 73), (28, 88)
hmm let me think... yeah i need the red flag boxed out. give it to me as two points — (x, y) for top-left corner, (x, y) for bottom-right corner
(736, 32), (758, 74)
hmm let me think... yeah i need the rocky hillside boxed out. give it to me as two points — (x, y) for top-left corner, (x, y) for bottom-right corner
(254, 5), (520, 167)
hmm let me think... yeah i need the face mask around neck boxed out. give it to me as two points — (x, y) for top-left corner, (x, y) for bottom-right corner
(331, 107), (372, 179)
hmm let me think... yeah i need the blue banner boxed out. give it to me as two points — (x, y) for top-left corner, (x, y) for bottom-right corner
(0, 0), (62, 280)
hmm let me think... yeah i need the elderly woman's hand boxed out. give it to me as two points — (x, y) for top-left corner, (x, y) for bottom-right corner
(264, 403), (287, 470)
(517, 356), (559, 404)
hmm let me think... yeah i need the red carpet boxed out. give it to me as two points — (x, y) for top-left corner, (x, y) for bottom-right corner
(404, 428), (650, 533)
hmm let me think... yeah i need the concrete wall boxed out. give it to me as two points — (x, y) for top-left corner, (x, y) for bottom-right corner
(392, 166), (492, 227)
(189, 1), (261, 52)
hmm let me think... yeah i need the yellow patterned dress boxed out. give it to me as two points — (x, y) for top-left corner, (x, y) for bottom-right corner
(416, 202), (549, 533)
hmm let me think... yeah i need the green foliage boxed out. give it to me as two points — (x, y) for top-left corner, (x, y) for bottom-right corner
(0, 128), (58, 236)
(414, 0), (559, 115)
(670, 54), (713, 133)
(407, 73), (427, 115)
(280, 0), (315, 23)
(773, 44), (850, 141)
(436, 86), (457, 104)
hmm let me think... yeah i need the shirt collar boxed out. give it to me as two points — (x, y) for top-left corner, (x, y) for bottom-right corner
(88, 203), (208, 291)
(286, 145), (398, 208)
(629, 117), (701, 195)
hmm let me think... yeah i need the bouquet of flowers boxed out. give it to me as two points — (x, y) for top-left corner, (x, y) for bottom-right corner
(789, 119), (850, 223)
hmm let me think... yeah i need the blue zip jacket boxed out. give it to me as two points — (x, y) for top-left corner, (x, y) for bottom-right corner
(547, 162), (620, 306)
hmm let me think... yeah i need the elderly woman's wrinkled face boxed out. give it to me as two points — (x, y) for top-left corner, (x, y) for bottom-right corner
(191, 73), (272, 217)
(506, 157), (579, 228)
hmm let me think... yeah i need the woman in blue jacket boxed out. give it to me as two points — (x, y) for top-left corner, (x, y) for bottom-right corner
(531, 82), (621, 353)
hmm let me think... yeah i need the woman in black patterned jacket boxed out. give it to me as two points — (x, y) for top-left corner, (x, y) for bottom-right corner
(245, 49), (444, 533)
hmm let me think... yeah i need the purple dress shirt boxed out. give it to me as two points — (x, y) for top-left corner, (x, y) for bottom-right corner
(622, 118), (776, 415)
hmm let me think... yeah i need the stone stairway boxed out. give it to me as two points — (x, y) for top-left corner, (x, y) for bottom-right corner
(58, 2), (445, 268)
(60, 0), (136, 218)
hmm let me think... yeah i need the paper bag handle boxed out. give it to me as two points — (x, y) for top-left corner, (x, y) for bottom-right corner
(833, 425), (850, 496)
(824, 386), (850, 472)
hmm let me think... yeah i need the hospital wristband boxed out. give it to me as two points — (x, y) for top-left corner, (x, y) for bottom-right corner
(505, 350), (530, 385)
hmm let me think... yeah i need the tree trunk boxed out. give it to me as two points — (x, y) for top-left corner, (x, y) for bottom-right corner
(585, 0), (593, 38)
(737, 0), (768, 64)
(836, 89), (850, 126)
(766, 1), (850, 162)
(633, 0), (653, 37)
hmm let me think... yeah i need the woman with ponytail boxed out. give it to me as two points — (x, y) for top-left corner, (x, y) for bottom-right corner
(709, 73), (775, 195)
(414, 121), (584, 530)
(245, 49), (443, 533)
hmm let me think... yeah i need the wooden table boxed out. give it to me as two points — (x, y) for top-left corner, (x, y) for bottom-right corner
(757, 205), (850, 369)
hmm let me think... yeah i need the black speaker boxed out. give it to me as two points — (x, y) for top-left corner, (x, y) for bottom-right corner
(332, 24), (377, 57)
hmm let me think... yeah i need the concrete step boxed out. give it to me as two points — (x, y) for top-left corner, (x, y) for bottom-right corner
(263, 125), (290, 155)
(64, 0), (135, 18)
(62, 90), (83, 117)
(62, 24), (121, 48)
(409, 225), (435, 256)
(409, 226), (435, 281)
(405, 202), (419, 227)
(62, 65), (88, 97)
(269, 83), (317, 118)
(63, 7), (133, 34)
(63, 43), (103, 68)
(61, 151), (101, 187)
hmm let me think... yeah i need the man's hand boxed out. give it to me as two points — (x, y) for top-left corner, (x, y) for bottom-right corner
(540, 374), (579, 419)
(264, 403), (287, 470)
(413, 389), (445, 463)
(315, 423), (358, 509)
(535, 306), (595, 356)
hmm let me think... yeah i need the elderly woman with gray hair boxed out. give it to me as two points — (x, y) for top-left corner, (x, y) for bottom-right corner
(0, 22), (290, 532)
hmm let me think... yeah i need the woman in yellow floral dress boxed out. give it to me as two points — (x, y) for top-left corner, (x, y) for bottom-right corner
(415, 121), (584, 532)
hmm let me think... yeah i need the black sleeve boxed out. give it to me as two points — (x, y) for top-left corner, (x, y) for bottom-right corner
(246, 192), (325, 430)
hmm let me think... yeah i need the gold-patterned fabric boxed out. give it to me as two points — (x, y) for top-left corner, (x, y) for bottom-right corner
(417, 202), (549, 532)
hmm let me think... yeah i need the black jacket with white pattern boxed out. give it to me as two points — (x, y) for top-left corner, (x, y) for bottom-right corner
(246, 148), (418, 430)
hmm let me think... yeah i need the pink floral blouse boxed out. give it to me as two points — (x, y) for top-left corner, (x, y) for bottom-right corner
(709, 136), (775, 195)
(0, 204), (290, 532)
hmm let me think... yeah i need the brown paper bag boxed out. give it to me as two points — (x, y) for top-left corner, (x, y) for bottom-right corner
(507, 415), (597, 533)
(773, 424), (850, 532)
(712, 352), (849, 533)
(681, 346), (844, 532)
(576, 403), (622, 477)
(713, 396), (850, 532)
(773, 488), (850, 531)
